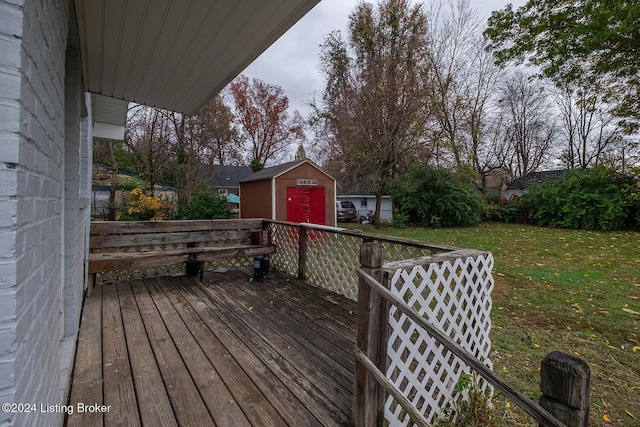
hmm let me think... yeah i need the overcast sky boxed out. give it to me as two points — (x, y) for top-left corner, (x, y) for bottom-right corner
(242, 0), (527, 117)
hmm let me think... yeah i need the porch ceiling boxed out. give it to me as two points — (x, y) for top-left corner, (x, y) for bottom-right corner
(74, 0), (319, 114)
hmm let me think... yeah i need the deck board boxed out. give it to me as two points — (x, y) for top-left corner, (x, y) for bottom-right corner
(67, 269), (356, 427)
(102, 283), (139, 427)
(117, 281), (177, 427)
(67, 284), (103, 427)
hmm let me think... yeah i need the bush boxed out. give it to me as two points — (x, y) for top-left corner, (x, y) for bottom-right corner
(117, 188), (173, 221)
(389, 165), (483, 227)
(481, 193), (502, 221)
(523, 167), (640, 231)
(435, 372), (497, 427)
(179, 190), (234, 220)
(499, 197), (527, 224)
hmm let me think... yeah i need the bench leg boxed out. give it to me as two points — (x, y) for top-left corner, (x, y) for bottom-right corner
(186, 260), (205, 279)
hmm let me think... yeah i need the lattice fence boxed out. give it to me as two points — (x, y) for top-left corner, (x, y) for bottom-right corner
(305, 229), (361, 300)
(268, 222), (301, 278)
(384, 253), (494, 425)
(268, 223), (448, 301)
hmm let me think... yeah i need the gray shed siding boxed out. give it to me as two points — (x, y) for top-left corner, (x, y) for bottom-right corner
(0, 1), (89, 426)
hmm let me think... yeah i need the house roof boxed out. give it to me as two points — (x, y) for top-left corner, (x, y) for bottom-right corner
(74, 0), (320, 114)
(336, 180), (378, 196)
(337, 194), (391, 199)
(199, 165), (253, 187)
(239, 159), (333, 183)
(506, 170), (566, 189)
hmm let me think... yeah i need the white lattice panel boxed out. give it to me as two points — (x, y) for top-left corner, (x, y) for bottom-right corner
(268, 223), (300, 277)
(305, 230), (361, 300)
(385, 253), (494, 426)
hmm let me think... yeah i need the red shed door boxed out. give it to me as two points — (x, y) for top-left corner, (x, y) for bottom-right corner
(286, 187), (325, 224)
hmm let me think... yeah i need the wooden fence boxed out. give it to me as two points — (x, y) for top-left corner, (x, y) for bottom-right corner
(265, 220), (457, 300)
(355, 241), (589, 427)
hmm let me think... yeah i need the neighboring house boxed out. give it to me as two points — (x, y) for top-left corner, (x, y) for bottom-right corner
(336, 194), (393, 223)
(240, 160), (337, 226)
(199, 165), (253, 197)
(0, 1), (319, 426)
(199, 164), (253, 212)
(337, 182), (393, 222)
(475, 168), (512, 199)
(504, 170), (567, 201)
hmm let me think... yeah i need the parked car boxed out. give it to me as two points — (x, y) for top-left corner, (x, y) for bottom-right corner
(336, 201), (357, 222)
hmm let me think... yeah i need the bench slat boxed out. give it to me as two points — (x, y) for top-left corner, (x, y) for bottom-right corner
(90, 230), (253, 249)
(91, 219), (265, 235)
(89, 245), (275, 274)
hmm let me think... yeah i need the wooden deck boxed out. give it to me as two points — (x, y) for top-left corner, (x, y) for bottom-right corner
(66, 269), (357, 427)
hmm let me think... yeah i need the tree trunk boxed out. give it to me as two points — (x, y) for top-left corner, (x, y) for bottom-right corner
(374, 186), (383, 229)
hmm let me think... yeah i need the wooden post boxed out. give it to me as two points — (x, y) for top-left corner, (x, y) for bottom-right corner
(297, 226), (308, 281)
(353, 240), (387, 427)
(539, 351), (590, 427)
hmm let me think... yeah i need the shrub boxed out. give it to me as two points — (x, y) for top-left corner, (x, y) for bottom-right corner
(117, 177), (147, 191)
(117, 188), (173, 221)
(523, 167), (640, 231)
(389, 165), (483, 227)
(481, 193), (502, 221)
(178, 190), (234, 220)
(435, 372), (498, 427)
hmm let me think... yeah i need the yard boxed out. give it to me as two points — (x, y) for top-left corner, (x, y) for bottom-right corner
(351, 222), (640, 426)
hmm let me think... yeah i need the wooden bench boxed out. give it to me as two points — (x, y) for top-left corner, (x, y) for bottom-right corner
(88, 219), (275, 296)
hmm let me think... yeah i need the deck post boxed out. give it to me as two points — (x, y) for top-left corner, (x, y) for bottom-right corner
(539, 351), (590, 427)
(297, 225), (308, 280)
(353, 240), (387, 427)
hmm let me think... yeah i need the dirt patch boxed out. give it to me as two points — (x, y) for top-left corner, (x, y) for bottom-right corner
(492, 277), (510, 293)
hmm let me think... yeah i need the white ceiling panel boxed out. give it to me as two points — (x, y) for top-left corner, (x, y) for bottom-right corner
(74, 0), (319, 114)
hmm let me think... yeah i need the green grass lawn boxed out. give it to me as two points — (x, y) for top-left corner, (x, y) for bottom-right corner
(352, 222), (640, 425)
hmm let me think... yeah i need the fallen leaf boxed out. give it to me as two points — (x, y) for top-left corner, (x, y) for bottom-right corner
(628, 295), (640, 300)
(603, 414), (612, 422)
(633, 346), (640, 353)
(623, 308), (640, 315)
(625, 410), (637, 420)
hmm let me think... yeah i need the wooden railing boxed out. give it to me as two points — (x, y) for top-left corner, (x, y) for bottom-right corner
(86, 219), (589, 425)
(264, 220), (458, 301)
(354, 241), (589, 427)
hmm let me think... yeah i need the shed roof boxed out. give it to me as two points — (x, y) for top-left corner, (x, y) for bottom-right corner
(239, 159), (333, 183)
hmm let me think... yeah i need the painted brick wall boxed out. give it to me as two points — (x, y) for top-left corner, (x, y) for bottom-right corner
(0, 0), (27, 423)
(0, 0), (87, 426)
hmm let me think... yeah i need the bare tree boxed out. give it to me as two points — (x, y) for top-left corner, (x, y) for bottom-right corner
(124, 105), (173, 193)
(494, 72), (557, 178)
(316, 0), (430, 226)
(196, 93), (243, 166)
(424, 0), (483, 168)
(553, 81), (624, 169)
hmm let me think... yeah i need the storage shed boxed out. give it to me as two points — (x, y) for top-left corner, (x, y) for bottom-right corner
(240, 160), (336, 226)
